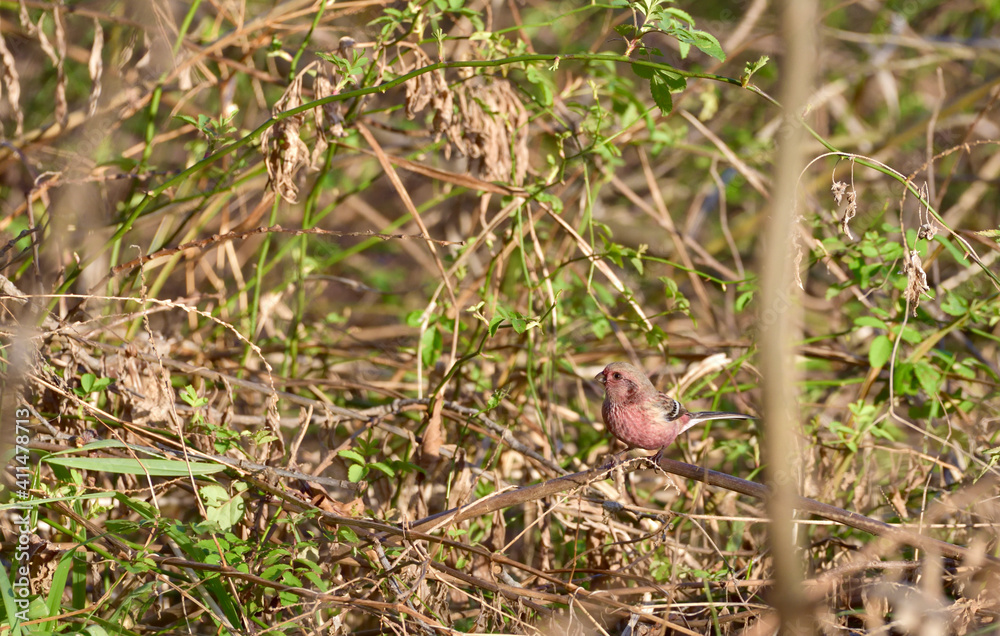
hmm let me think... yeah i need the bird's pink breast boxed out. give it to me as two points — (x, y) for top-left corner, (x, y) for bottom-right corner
(603, 401), (679, 450)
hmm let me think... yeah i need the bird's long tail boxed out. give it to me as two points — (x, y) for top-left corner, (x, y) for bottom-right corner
(681, 411), (755, 435)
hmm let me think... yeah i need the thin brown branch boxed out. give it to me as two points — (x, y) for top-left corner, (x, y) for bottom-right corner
(110, 223), (463, 277)
(405, 458), (999, 568)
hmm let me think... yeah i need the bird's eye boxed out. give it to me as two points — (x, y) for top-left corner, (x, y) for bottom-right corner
(612, 372), (621, 380)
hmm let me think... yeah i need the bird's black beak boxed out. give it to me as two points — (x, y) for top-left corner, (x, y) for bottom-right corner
(595, 372), (606, 385)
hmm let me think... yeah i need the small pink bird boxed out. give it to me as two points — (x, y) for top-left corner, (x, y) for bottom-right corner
(595, 361), (753, 461)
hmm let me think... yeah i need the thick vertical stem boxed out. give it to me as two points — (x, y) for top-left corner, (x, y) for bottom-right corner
(759, 0), (817, 633)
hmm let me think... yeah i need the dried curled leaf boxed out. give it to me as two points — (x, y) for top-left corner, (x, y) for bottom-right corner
(831, 180), (847, 204)
(793, 229), (805, 289)
(34, 6), (67, 127)
(902, 249), (931, 315)
(402, 47), (457, 148)
(121, 360), (175, 426)
(260, 73), (308, 203)
(0, 28), (22, 137)
(262, 120), (309, 203)
(917, 222), (938, 241)
(87, 17), (103, 117)
(312, 66), (345, 164)
(831, 174), (859, 239)
(404, 48), (439, 118)
(840, 189), (858, 239)
(313, 38), (356, 158)
(265, 39), (364, 200)
(676, 353), (731, 394)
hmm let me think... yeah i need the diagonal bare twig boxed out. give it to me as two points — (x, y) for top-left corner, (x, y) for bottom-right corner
(408, 458), (1000, 568)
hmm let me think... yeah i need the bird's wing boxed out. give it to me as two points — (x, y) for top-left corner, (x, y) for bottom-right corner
(653, 392), (686, 421)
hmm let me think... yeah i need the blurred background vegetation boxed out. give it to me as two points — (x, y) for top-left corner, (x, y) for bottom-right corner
(0, 0), (999, 633)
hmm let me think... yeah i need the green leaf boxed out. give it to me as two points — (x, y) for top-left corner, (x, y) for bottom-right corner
(603, 239), (625, 267)
(848, 400), (878, 425)
(180, 384), (207, 407)
(892, 362), (917, 395)
(869, 424), (896, 441)
(649, 70), (684, 114)
(370, 462), (395, 478)
(675, 39), (690, 59)
(260, 563), (290, 580)
(405, 310), (425, 327)
(661, 8), (695, 26)
(645, 325), (668, 347)
(869, 335), (892, 368)
(488, 315), (504, 337)
(482, 389), (507, 412)
(914, 363), (941, 396)
(525, 65), (554, 106)
(510, 316), (527, 333)
(46, 439), (156, 457)
(952, 359), (977, 380)
(536, 192), (563, 213)
(741, 55), (769, 87)
(338, 449), (365, 464)
(735, 290), (754, 312)
(47, 549), (75, 620)
(347, 464), (366, 482)
(0, 566), (22, 634)
(420, 325), (442, 367)
(854, 316), (888, 330)
(115, 493), (158, 519)
(940, 292), (968, 317)
(662, 27), (725, 61)
(44, 457), (225, 477)
(614, 23), (637, 39)
(634, 46), (663, 58)
(658, 69), (687, 91)
(338, 526), (359, 543)
(629, 254), (643, 275)
(121, 558), (156, 575)
(591, 316), (611, 340)
(199, 485), (229, 506)
(204, 492), (245, 532)
(880, 241), (904, 260)
(632, 62), (654, 80)
(660, 277), (678, 296)
(896, 324), (923, 344)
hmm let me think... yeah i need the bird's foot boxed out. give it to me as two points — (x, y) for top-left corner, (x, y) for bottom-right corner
(641, 448), (673, 477)
(645, 448), (665, 468)
(598, 450), (629, 472)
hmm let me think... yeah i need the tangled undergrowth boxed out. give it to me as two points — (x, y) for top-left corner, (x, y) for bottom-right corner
(1, 1), (999, 634)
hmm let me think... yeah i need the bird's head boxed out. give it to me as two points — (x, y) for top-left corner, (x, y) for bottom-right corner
(595, 362), (646, 404)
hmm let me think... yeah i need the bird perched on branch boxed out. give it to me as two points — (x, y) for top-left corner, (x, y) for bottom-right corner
(595, 361), (754, 462)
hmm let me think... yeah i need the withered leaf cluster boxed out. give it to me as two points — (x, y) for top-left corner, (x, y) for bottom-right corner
(832, 179), (858, 240)
(261, 48), (352, 203)
(261, 41), (529, 203)
(260, 71), (311, 203)
(403, 48), (528, 185)
(902, 248), (931, 315)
